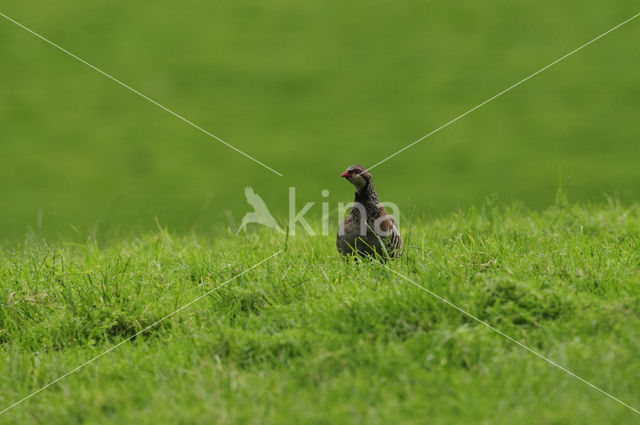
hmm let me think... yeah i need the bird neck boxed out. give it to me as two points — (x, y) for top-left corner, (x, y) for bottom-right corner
(354, 180), (380, 212)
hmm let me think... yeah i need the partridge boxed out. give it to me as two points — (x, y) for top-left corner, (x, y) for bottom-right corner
(336, 165), (402, 259)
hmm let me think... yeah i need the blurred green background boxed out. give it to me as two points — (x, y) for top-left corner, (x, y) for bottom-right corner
(1, 0), (638, 242)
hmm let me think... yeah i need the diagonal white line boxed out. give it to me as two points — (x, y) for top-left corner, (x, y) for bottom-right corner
(367, 12), (640, 173)
(377, 262), (640, 415)
(0, 250), (283, 416)
(0, 11), (283, 177)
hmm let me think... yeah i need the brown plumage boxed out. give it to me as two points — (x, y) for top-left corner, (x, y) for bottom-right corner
(336, 165), (402, 259)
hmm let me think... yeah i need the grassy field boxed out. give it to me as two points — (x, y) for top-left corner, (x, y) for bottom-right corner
(1, 1), (639, 241)
(1, 202), (639, 424)
(1, 0), (639, 422)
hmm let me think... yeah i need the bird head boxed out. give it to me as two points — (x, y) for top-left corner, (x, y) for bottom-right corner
(340, 164), (371, 190)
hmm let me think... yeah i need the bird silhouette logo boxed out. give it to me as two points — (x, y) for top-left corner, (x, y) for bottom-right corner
(236, 187), (284, 234)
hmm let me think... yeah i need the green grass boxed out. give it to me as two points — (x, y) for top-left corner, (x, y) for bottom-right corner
(1, 1), (639, 421)
(1, 202), (639, 424)
(1, 0), (640, 241)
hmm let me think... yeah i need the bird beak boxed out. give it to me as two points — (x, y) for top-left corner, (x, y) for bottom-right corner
(340, 171), (349, 178)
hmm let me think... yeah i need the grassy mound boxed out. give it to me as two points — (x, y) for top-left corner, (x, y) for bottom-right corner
(1, 202), (639, 424)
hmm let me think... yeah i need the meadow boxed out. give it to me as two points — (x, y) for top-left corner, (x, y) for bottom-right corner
(1, 203), (640, 423)
(1, 0), (639, 423)
(1, 1), (639, 241)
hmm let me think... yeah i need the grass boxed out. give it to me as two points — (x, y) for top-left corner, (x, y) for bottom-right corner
(1, 0), (640, 241)
(2, 1), (639, 422)
(1, 201), (639, 424)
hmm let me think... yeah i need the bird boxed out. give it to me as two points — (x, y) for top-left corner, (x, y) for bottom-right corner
(336, 165), (402, 259)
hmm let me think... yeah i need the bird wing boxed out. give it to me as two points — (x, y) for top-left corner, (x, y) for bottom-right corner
(377, 215), (402, 256)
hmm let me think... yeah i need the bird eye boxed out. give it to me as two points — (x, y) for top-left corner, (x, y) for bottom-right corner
(352, 169), (360, 175)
